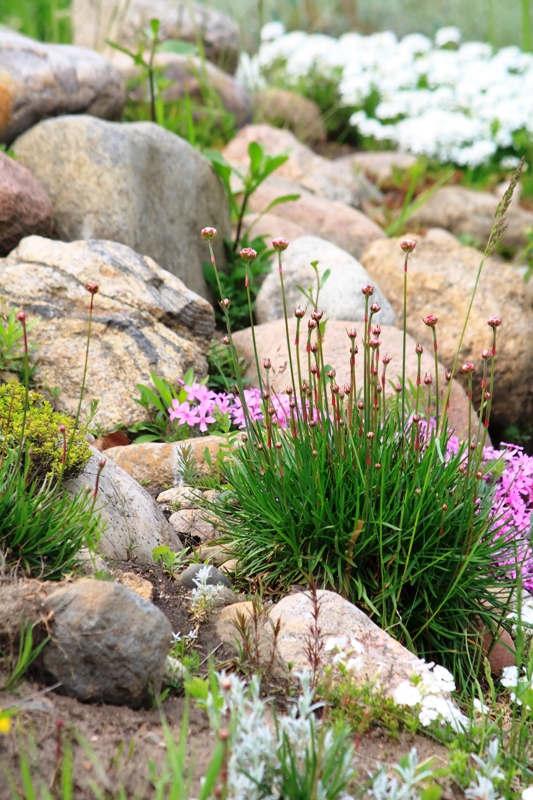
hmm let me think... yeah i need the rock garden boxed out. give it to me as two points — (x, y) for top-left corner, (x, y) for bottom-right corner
(2, 1), (533, 798)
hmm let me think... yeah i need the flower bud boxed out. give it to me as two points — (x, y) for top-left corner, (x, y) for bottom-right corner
(412, 414), (420, 424)
(219, 298), (231, 308)
(461, 362), (475, 373)
(272, 237), (289, 251)
(484, 391), (491, 400)
(370, 303), (381, 314)
(332, 383), (340, 393)
(361, 285), (374, 296)
(311, 310), (323, 321)
(346, 328), (357, 339)
(369, 338), (381, 348)
(415, 343), (423, 355)
(221, 335), (230, 345)
(400, 238), (417, 254)
(240, 247), (257, 262)
(58, 424), (66, 433)
(371, 325), (381, 336)
(85, 282), (99, 295)
(285, 385), (293, 395)
(481, 349), (492, 360)
(366, 431), (375, 440)
(424, 373), (432, 385)
(327, 369), (336, 378)
(310, 343), (318, 353)
(357, 401), (364, 410)
(395, 383), (402, 393)
(295, 306), (306, 318)
(16, 311), (26, 323)
(423, 314), (438, 327)
(308, 319), (317, 330)
(382, 353), (392, 364)
(276, 441), (282, 449)
(201, 227), (217, 240)
(263, 358), (271, 370)
(441, 503), (448, 511)
(487, 316), (502, 328)
(375, 463), (381, 470)
(445, 370), (452, 381)
(311, 365), (318, 375)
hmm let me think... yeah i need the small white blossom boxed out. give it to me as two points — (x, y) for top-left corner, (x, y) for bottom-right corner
(393, 680), (422, 707)
(435, 26), (462, 48)
(473, 697), (490, 714)
(501, 666), (519, 688)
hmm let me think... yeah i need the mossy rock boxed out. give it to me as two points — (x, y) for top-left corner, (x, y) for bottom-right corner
(0, 381), (90, 481)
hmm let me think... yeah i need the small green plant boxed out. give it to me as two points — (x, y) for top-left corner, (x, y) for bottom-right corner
(152, 544), (189, 577)
(0, 619), (48, 692)
(0, 380), (90, 483)
(129, 368), (199, 443)
(0, 309), (38, 383)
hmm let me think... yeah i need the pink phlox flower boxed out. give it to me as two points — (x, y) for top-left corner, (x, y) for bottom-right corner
(197, 410), (216, 432)
(182, 382), (216, 404)
(172, 401), (200, 427)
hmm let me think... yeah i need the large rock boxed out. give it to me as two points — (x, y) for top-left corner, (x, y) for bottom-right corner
(222, 124), (381, 210)
(0, 151), (54, 256)
(0, 236), (214, 430)
(65, 447), (183, 563)
(239, 212), (307, 245)
(360, 235), (533, 427)
(246, 175), (385, 261)
(409, 185), (533, 250)
(253, 89), (326, 144)
(116, 51), (252, 128)
(71, 0), (240, 74)
(255, 235), (395, 326)
(268, 591), (443, 699)
(12, 116), (230, 299)
(0, 28), (124, 146)
(42, 579), (172, 707)
(105, 435), (229, 493)
(335, 151), (417, 189)
(232, 319), (472, 439)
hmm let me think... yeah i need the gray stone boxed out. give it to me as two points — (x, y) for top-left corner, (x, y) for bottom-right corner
(0, 236), (214, 430)
(65, 447), (183, 564)
(177, 563), (232, 589)
(12, 116), (231, 300)
(335, 151), (417, 189)
(0, 28), (124, 146)
(0, 151), (54, 256)
(255, 235), (395, 326)
(72, 0), (240, 74)
(156, 486), (204, 508)
(169, 509), (219, 543)
(42, 579), (171, 708)
(409, 185), (533, 250)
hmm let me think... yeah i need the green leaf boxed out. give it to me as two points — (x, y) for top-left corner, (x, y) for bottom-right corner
(157, 39), (198, 56)
(152, 545), (171, 558)
(260, 193), (300, 216)
(198, 740), (225, 800)
(184, 676), (210, 701)
(420, 785), (443, 800)
(248, 141), (265, 176)
(319, 268), (331, 289)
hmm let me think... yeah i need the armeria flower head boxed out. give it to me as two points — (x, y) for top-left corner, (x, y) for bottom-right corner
(294, 306), (305, 318)
(361, 285), (374, 296)
(85, 282), (99, 295)
(201, 227), (217, 240)
(461, 361), (476, 373)
(271, 237), (289, 251)
(487, 316), (502, 328)
(240, 247), (257, 262)
(400, 238), (417, 254)
(423, 314), (438, 327)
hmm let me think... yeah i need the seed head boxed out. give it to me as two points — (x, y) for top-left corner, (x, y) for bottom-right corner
(361, 285), (374, 296)
(400, 238), (417, 254)
(272, 237), (289, 251)
(295, 306), (306, 318)
(240, 247), (257, 262)
(423, 314), (438, 327)
(487, 316), (502, 328)
(461, 362), (475, 373)
(201, 227), (217, 240)
(85, 282), (99, 295)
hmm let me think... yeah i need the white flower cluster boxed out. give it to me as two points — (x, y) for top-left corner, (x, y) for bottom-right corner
(500, 665), (533, 707)
(393, 662), (468, 732)
(242, 23), (533, 168)
(188, 565), (224, 619)
(199, 670), (355, 800)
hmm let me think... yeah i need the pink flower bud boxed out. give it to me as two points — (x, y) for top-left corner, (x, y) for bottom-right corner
(85, 282), (99, 295)
(371, 325), (381, 336)
(357, 400), (364, 410)
(346, 328), (357, 339)
(16, 310), (26, 323)
(415, 343), (423, 355)
(294, 306), (306, 318)
(370, 302), (381, 314)
(375, 463), (381, 470)
(201, 227), (217, 240)
(332, 383), (340, 394)
(310, 343), (318, 353)
(442, 503), (448, 511)
(487, 316), (502, 328)
(484, 391), (491, 400)
(423, 373), (432, 385)
(366, 431), (375, 440)
(382, 353), (392, 364)
(327, 369), (336, 378)
(221, 335), (230, 345)
(58, 424), (66, 433)
(412, 414), (421, 424)
(361, 285), (374, 296)
(400, 238), (417, 254)
(311, 365), (318, 374)
(240, 247), (257, 262)
(395, 383), (402, 393)
(461, 362), (475, 373)
(272, 237), (289, 251)
(445, 370), (452, 381)
(481, 349), (492, 360)
(219, 298), (231, 308)
(308, 319), (317, 330)
(285, 385), (293, 395)
(369, 338), (381, 348)
(311, 310), (323, 321)
(423, 314), (438, 327)
(263, 358), (271, 370)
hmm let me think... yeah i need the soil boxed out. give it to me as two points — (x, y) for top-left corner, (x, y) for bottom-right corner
(0, 562), (465, 799)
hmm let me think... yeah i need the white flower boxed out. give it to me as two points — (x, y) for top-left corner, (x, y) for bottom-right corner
(522, 787), (533, 800)
(260, 21), (286, 42)
(435, 27), (462, 48)
(473, 697), (490, 714)
(345, 656), (365, 674)
(393, 680), (422, 707)
(501, 666), (519, 688)
(324, 635), (348, 652)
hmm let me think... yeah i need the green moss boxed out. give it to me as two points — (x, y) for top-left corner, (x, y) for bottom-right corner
(0, 381), (90, 482)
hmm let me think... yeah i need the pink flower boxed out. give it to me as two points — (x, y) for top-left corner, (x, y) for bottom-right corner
(170, 401), (199, 427)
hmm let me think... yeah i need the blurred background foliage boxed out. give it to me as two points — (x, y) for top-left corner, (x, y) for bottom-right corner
(0, 0), (531, 51)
